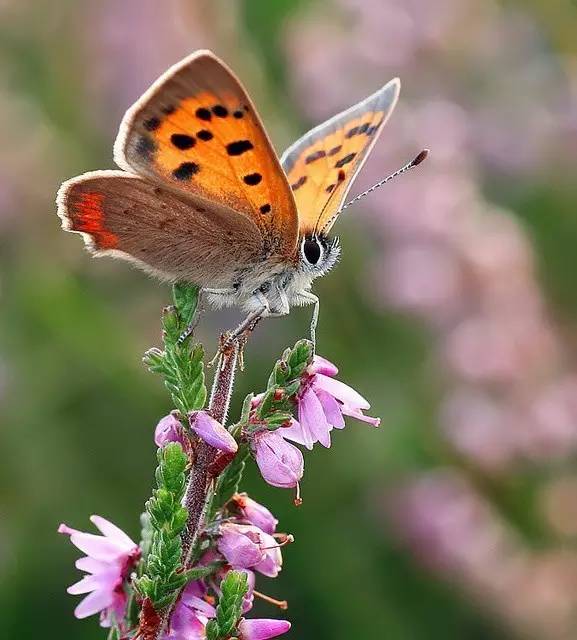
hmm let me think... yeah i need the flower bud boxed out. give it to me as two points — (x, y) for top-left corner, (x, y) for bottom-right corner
(238, 618), (291, 640)
(251, 431), (304, 489)
(154, 413), (185, 448)
(189, 411), (238, 454)
(233, 493), (278, 534)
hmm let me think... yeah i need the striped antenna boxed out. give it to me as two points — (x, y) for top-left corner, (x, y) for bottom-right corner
(321, 149), (429, 233)
(340, 149), (429, 213)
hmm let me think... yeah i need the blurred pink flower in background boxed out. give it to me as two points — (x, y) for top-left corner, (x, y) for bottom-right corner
(390, 472), (577, 640)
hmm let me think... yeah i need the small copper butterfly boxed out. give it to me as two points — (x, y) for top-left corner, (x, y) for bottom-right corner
(57, 50), (424, 341)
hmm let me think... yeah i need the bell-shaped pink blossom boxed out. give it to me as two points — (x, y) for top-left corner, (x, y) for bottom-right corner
(217, 523), (283, 577)
(238, 618), (291, 640)
(154, 413), (186, 448)
(58, 515), (140, 627)
(189, 411), (238, 454)
(281, 354), (380, 450)
(162, 580), (215, 640)
(251, 430), (304, 489)
(253, 533), (283, 578)
(217, 523), (264, 569)
(233, 493), (278, 534)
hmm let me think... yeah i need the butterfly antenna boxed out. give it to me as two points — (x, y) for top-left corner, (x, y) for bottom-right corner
(320, 149), (429, 233)
(341, 149), (429, 213)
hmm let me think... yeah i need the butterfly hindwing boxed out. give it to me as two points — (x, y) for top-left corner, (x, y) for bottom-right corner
(114, 50), (298, 257)
(56, 171), (263, 287)
(281, 78), (400, 235)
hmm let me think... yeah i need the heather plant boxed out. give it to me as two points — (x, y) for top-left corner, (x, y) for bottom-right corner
(58, 282), (379, 639)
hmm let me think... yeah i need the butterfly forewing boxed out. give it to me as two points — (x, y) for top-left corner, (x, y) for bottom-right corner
(114, 50), (298, 257)
(281, 78), (400, 235)
(57, 171), (263, 287)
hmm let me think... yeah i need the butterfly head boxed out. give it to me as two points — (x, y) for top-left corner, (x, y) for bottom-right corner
(298, 233), (340, 278)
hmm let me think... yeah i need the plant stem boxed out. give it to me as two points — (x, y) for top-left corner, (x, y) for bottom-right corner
(154, 339), (240, 640)
(181, 341), (239, 556)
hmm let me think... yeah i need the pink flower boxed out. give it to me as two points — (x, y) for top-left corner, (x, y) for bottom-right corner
(189, 411), (238, 454)
(218, 523), (263, 568)
(232, 493), (278, 534)
(155, 413), (186, 448)
(217, 524), (283, 577)
(58, 515), (140, 627)
(163, 580), (216, 640)
(238, 618), (291, 640)
(251, 430), (304, 489)
(281, 355), (380, 450)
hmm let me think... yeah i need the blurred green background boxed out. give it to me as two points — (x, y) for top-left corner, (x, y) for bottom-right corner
(2, 0), (577, 638)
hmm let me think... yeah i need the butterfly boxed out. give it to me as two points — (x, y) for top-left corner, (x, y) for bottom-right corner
(56, 49), (411, 342)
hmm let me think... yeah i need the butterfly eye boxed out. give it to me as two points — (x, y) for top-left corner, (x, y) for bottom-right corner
(302, 237), (323, 266)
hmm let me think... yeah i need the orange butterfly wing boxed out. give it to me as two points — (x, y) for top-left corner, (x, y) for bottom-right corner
(281, 79), (400, 235)
(114, 50), (298, 257)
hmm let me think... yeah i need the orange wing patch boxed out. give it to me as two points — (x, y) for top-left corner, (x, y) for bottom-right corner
(281, 79), (400, 236)
(70, 191), (118, 250)
(115, 51), (298, 258)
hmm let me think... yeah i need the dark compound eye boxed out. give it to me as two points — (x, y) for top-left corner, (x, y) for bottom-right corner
(303, 238), (322, 265)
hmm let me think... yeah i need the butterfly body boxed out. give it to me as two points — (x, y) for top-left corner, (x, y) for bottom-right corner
(57, 50), (401, 331)
(202, 232), (340, 317)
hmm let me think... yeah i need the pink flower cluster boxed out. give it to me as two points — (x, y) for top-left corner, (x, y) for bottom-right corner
(59, 497), (291, 640)
(161, 492), (290, 640)
(250, 355), (379, 492)
(60, 349), (379, 636)
(156, 354), (380, 495)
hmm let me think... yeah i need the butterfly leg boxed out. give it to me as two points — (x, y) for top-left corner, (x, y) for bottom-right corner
(177, 287), (237, 344)
(294, 290), (320, 349)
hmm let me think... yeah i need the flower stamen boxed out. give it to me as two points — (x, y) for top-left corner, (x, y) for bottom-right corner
(253, 590), (288, 610)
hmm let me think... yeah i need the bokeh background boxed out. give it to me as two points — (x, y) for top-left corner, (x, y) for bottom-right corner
(2, 0), (577, 638)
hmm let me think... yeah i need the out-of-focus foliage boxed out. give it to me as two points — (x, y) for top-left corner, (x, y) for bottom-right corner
(1, 1), (577, 638)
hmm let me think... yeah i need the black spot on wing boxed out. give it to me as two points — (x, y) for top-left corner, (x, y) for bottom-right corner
(291, 176), (307, 191)
(243, 173), (262, 186)
(162, 105), (176, 115)
(212, 105), (228, 117)
(366, 121), (382, 136)
(135, 135), (156, 160)
(173, 162), (200, 180)
(233, 110), (244, 119)
(328, 145), (342, 156)
(305, 149), (326, 164)
(325, 184), (336, 194)
(196, 107), (212, 121)
(143, 117), (161, 131)
(260, 204), (271, 214)
(335, 153), (356, 168)
(170, 133), (196, 150)
(226, 140), (253, 156)
(346, 122), (371, 138)
(197, 130), (213, 141)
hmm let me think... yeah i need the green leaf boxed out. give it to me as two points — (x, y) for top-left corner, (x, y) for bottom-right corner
(138, 443), (189, 609)
(213, 570), (248, 639)
(172, 282), (200, 328)
(211, 445), (250, 517)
